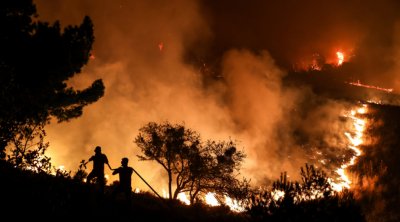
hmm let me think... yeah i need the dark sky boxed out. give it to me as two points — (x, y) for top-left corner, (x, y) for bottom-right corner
(198, 0), (399, 64)
(189, 0), (400, 88)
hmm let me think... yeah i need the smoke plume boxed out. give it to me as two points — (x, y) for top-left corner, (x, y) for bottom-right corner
(34, 0), (400, 192)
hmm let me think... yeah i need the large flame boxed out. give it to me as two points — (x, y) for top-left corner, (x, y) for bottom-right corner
(204, 192), (220, 206)
(177, 192), (190, 205)
(336, 51), (344, 66)
(331, 104), (367, 191)
(176, 192), (245, 212)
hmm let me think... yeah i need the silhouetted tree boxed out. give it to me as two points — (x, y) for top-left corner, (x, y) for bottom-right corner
(73, 159), (89, 182)
(298, 163), (332, 200)
(135, 122), (200, 200)
(0, 0), (104, 161)
(6, 121), (52, 173)
(134, 121), (249, 204)
(183, 140), (250, 204)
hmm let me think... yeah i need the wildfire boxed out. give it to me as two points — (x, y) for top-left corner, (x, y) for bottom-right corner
(175, 192), (245, 212)
(331, 104), (367, 191)
(336, 51), (344, 66)
(272, 190), (285, 201)
(48, 165), (66, 176)
(347, 80), (394, 93)
(162, 189), (168, 198)
(58, 165), (65, 171)
(225, 196), (245, 212)
(205, 192), (220, 206)
(177, 192), (191, 205)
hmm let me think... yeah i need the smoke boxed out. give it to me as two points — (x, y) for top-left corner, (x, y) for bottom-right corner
(33, 0), (396, 192)
(390, 21), (400, 91)
(217, 49), (302, 183)
(36, 0), (224, 190)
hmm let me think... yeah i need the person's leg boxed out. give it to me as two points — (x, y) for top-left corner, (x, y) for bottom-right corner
(124, 188), (132, 205)
(95, 174), (106, 204)
(112, 186), (121, 200)
(98, 174), (105, 193)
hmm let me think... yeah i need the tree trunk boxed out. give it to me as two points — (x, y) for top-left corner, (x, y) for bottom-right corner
(168, 169), (173, 199)
(190, 188), (200, 205)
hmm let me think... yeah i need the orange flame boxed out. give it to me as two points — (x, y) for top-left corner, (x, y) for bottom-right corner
(177, 192), (190, 205)
(336, 51), (344, 66)
(347, 80), (393, 93)
(204, 192), (220, 206)
(176, 192), (245, 212)
(331, 104), (367, 191)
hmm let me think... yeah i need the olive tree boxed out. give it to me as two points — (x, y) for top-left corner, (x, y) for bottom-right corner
(134, 121), (249, 203)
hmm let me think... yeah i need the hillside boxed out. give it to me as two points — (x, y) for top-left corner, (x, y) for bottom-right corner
(0, 161), (248, 221)
(350, 102), (400, 222)
(6, 103), (400, 221)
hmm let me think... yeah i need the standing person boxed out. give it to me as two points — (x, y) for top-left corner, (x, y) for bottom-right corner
(112, 157), (134, 202)
(85, 146), (112, 193)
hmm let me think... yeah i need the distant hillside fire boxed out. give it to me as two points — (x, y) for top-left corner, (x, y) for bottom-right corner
(293, 49), (351, 71)
(346, 80), (394, 93)
(336, 51), (344, 66)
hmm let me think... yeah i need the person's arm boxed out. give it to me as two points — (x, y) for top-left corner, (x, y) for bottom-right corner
(104, 155), (113, 170)
(83, 156), (93, 166)
(107, 163), (113, 170)
(112, 167), (119, 175)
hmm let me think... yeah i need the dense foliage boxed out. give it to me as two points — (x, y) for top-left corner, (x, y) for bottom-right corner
(246, 164), (365, 222)
(134, 121), (250, 204)
(0, 0), (105, 164)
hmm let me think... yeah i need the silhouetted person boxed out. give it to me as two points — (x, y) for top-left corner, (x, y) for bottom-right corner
(85, 146), (112, 193)
(112, 157), (134, 203)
